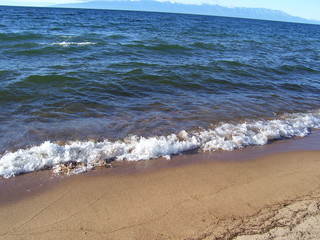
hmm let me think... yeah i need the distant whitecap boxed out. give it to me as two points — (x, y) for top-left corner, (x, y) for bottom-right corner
(51, 41), (96, 47)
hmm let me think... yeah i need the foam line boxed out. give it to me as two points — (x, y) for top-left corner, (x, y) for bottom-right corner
(1, 110), (320, 178)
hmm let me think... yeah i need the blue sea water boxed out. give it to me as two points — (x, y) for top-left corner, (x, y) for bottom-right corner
(1, 6), (320, 177)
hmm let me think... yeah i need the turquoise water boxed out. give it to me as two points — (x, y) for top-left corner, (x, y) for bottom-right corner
(1, 6), (320, 177)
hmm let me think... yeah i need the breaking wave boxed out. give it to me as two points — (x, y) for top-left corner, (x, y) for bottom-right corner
(1, 110), (320, 178)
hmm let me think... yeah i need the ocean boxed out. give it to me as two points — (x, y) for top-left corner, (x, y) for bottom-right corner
(1, 6), (320, 178)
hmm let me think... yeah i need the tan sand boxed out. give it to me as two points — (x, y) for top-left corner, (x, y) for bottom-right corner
(0, 150), (320, 240)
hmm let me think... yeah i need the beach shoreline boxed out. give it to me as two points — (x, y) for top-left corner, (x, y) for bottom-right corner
(1, 130), (320, 205)
(1, 134), (320, 239)
(1, 5), (320, 240)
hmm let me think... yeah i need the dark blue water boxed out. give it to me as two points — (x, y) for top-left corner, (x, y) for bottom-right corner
(1, 6), (320, 172)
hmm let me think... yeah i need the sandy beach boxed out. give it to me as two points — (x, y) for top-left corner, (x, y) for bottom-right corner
(0, 137), (320, 240)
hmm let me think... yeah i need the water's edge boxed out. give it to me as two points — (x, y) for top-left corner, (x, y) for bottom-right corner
(1, 110), (320, 178)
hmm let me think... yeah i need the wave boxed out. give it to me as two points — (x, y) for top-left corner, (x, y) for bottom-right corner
(275, 65), (320, 74)
(106, 34), (128, 40)
(51, 41), (96, 47)
(18, 75), (81, 85)
(121, 43), (191, 52)
(1, 110), (320, 178)
(0, 32), (44, 42)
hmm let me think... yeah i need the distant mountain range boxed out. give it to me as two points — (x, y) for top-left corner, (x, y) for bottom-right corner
(53, 0), (319, 24)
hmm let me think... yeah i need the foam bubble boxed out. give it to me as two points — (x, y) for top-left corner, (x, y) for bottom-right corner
(1, 110), (320, 178)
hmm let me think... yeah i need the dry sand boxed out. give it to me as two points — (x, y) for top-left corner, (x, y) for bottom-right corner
(0, 150), (320, 240)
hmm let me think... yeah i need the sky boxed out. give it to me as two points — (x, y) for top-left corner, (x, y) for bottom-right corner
(0, 0), (319, 21)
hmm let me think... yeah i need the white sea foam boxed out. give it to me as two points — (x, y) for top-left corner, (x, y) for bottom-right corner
(1, 111), (320, 178)
(51, 41), (96, 47)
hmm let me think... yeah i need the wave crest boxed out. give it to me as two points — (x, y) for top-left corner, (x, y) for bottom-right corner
(51, 41), (96, 47)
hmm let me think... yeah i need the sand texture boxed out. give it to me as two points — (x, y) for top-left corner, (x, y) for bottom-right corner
(0, 150), (320, 240)
(203, 193), (320, 240)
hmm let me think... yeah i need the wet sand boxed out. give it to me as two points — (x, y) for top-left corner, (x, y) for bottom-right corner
(0, 135), (320, 240)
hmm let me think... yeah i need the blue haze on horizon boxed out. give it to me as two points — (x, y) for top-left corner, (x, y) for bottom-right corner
(0, 0), (319, 22)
